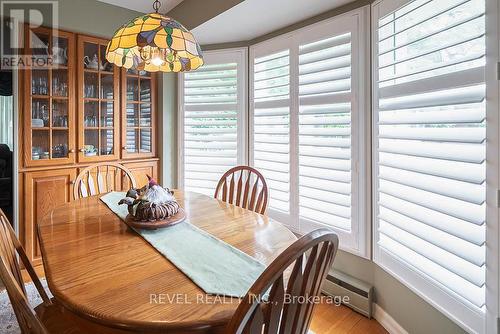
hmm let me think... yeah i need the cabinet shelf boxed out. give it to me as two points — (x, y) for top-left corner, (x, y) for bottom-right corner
(83, 97), (114, 102)
(125, 126), (153, 130)
(31, 127), (69, 130)
(84, 68), (113, 74)
(31, 64), (68, 70)
(83, 126), (114, 130)
(126, 74), (150, 79)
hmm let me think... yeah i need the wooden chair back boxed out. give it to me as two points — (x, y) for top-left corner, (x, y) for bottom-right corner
(214, 166), (269, 214)
(226, 228), (339, 334)
(0, 209), (50, 334)
(73, 162), (137, 200)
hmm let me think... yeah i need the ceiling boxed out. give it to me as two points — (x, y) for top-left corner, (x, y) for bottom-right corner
(192, 0), (356, 45)
(97, 0), (357, 45)
(97, 0), (185, 14)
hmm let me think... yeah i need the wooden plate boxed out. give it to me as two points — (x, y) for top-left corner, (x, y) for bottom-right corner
(125, 208), (186, 230)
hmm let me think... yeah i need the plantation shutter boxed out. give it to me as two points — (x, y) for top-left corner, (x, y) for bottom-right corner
(252, 49), (291, 213)
(180, 50), (246, 196)
(250, 9), (368, 255)
(298, 32), (353, 232)
(373, 0), (486, 331)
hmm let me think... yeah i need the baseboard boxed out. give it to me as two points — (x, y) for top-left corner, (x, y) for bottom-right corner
(373, 303), (408, 334)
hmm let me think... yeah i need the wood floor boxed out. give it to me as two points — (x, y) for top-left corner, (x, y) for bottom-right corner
(10, 268), (388, 334)
(310, 303), (388, 334)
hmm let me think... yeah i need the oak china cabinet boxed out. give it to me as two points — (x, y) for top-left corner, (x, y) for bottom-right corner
(20, 27), (159, 265)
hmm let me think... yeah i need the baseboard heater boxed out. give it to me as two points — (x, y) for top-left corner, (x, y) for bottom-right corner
(321, 270), (374, 318)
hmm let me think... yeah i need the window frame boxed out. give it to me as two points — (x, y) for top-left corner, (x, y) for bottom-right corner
(371, 0), (499, 333)
(249, 6), (371, 258)
(485, 2), (499, 334)
(177, 48), (248, 192)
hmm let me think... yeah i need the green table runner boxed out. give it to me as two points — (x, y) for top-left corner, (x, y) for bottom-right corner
(100, 191), (265, 298)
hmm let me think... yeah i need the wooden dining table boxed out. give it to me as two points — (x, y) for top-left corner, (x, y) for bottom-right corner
(37, 190), (297, 333)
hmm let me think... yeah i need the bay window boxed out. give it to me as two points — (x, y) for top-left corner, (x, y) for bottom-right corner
(177, 2), (497, 331)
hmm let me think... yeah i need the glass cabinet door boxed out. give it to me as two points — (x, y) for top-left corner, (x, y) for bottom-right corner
(77, 36), (119, 162)
(24, 27), (75, 167)
(121, 69), (156, 159)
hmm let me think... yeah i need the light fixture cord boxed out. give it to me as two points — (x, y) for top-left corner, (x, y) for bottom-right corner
(153, 0), (161, 13)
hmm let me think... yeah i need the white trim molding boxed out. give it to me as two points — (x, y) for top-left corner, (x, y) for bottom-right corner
(485, 0), (500, 333)
(373, 303), (409, 334)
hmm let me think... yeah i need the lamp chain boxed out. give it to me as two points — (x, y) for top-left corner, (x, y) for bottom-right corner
(152, 0), (161, 13)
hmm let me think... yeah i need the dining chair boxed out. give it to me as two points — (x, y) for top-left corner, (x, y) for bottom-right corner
(225, 228), (339, 334)
(0, 208), (50, 333)
(73, 162), (137, 200)
(214, 166), (269, 214)
(0, 209), (131, 334)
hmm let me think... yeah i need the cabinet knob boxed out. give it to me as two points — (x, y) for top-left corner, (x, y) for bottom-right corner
(70, 180), (75, 185)
(69, 149), (75, 153)
(122, 146), (127, 150)
(79, 148), (85, 152)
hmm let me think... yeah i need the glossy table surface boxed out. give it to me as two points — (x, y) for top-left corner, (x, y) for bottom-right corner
(37, 190), (297, 333)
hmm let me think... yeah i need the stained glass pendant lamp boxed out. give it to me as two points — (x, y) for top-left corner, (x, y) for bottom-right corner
(106, 0), (203, 72)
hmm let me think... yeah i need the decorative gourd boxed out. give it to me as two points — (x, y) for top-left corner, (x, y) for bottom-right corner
(118, 176), (180, 221)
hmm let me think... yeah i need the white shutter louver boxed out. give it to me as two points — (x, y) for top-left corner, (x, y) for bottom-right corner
(252, 50), (290, 213)
(181, 51), (245, 196)
(374, 0), (486, 329)
(250, 8), (368, 254)
(298, 33), (352, 231)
